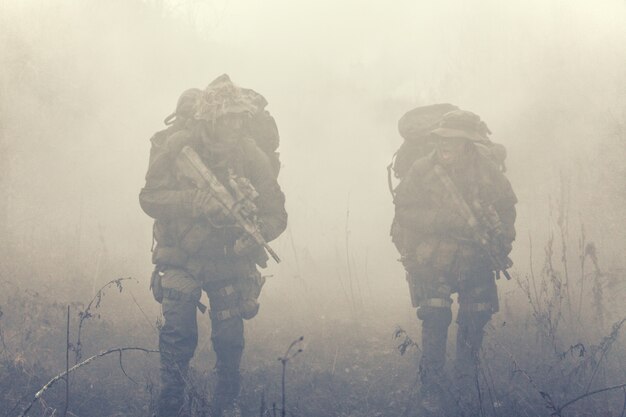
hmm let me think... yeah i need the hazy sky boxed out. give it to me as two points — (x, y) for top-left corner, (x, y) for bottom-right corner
(1, 0), (625, 313)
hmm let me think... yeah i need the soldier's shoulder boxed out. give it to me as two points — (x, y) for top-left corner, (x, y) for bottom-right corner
(240, 136), (261, 151)
(240, 137), (270, 162)
(151, 126), (199, 155)
(150, 127), (172, 147)
(406, 151), (437, 178)
(474, 151), (505, 180)
(475, 151), (518, 204)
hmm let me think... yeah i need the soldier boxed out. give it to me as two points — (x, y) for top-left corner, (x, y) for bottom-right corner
(391, 110), (517, 416)
(140, 75), (287, 417)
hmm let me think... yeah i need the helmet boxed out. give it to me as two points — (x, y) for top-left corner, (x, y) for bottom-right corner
(194, 74), (264, 122)
(164, 88), (203, 125)
(430, 110), (491, 143)
(398, 103), (459, 140)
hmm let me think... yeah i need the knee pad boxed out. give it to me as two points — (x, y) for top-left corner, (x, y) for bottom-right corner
(207, 272), (265, 322)
(417, 303), (452, 327)
(457, 309), (492, 330)
(211, 317), (244, 352)
(160, 268), (202, 304)
(237, 271), (265, 320)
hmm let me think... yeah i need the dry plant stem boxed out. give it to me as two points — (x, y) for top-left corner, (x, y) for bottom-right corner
(118, 350), (138, 385)
(584, 317), (626, 394)
(128, 289), (157, 332)
(529, 234), (540, 315)
(18, 347), (158, 417)
(551, 382), (626, 416)
(479, 359), (499, 417)
(557, 171), (573, 322)
(62, 305), (70, 417)
(345, 202), (356, 313)
(287, 225), (303, 281)
(474, 362), (485, 417)
(74, 277), (134, 363)
(278, 336), (304, 417)
(577, 224), (586, 319)
(588, 245), (605, 329)
(333, 243), (351, 307)
(281, 363), (286, 417)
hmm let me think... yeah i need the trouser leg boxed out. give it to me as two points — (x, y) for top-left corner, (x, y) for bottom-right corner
(415, 273), (453, 390)
(456, 269), (497, 379)
(409, 270), (453, 416)
(206, 281), (245, 415)
(418, 304), (452, 393)
(455, 269), (497, 414)
(455, 311), (490, 382)
(212, 318), (244, 409)
(417, 304), (452, 417)
(157, 269), (202, 417)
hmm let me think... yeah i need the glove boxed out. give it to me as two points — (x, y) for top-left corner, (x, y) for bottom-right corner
(191, 190), (227, 220)
(233, 235), (259, 256)
(490, 235), (512, 257)
(500, 240), (513, 257)
(232, 235), (269, 267)
(435, 210), (472, 237)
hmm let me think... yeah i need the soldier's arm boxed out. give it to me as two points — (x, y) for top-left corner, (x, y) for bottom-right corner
(494, 193), (517, 251)
(243, 139), (287, 242)
(395, 200), (466, 235)
(487, 163), (518, 245)
(138, 132), (199, 220)
(393, 160), (467, 235)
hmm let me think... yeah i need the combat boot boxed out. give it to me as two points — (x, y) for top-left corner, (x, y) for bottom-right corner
(212, 362), (242, 417)
(454, 312), (489, 417)
(217, 401), (242, 417)
(418, 385), (446, 417)
(157, 364), (189, 417)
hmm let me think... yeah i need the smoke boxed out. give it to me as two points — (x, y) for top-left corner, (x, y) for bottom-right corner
(1, 0), (625, 322)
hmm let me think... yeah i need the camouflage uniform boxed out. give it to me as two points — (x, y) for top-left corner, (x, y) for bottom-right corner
(392, 110), (516, 415)
(140, 77), (287, 417)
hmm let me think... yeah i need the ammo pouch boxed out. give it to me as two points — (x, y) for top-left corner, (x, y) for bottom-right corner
(406, 272), (424, 308)
(178, 223), (211, 254)
(150, 268), (164, 303)
(152, 246), (189, 268)
(238, 270), (266, 319)
(151, 222), (215, 269)
(207, 270), (266, 321)
(412, 240), (459, 270)
(430, 239), (460, 271)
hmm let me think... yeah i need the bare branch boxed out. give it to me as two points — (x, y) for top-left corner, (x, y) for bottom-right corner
(553, 382), (626, 416)
(17, 347), (158, 417)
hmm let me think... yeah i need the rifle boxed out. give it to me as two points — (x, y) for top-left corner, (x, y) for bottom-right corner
(432, 164), (512, 280)
(176, 145), (281, 265)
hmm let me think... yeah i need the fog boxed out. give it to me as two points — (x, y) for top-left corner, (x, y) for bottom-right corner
(1, 0), (625, 415)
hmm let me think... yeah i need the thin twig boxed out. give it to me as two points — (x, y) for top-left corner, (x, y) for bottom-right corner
(278, 336), (304, 417)
(118, 350), (139, 385)
(479, 357), (499, 417)
(345, 199), (356, 313)
(18, 347), (159, 417)
(63, 305), (70, 417)
(557, 171), (573, 322)
(474, 361), (485, 417)
(128, 289), (157, 332)
(74, 277), (134, 363)
(585, 317), (626, 393)
(529, 233), (540, 317)
(577, 223), (586, 320)
(331, 345), (338, 376)
(553, 382), (626, 416)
